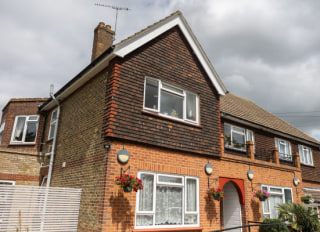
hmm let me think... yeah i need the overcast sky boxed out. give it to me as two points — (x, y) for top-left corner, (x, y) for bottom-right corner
(0, 0), (319, 140)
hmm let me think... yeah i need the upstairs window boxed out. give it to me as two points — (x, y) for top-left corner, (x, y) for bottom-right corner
(11, 115), (39, 143)
(0, 119), (5, 145)
(275, 138), (292, 161)
(144, 77), (199, 123)
(224, 124), (254, 151)
(48, 109), (58, 140)
(299, 145), (313, 165)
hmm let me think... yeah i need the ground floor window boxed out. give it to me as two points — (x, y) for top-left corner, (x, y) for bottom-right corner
(135, 171), (199, 229)
(261, 185), (293, 219)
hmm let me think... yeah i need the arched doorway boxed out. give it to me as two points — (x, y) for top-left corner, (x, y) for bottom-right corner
(223, 182), (242, 232)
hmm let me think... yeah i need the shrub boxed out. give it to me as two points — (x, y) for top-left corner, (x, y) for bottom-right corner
(260, 218), (289, 232)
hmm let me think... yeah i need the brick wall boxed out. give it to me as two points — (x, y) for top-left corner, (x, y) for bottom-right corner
(99, 140), (303, 232)
(44, 72), (108, 232)
(104, 26), (222, 156)
(301, 148), (320, 182)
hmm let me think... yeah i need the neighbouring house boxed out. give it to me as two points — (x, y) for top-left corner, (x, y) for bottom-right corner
(0, 98), (47, 186)
(0, 11), (320, 232)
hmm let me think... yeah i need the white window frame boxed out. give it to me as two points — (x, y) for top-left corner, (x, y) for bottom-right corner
(10, 115), (39, 144)
(0, 119), (5, 145)
(275, 138), (292, 161)
(0, 180), (15, 185)
(135, 171), (200, 229)
(143, 77), (199, 124)
(48, 109), (58, 140)
(299, 145), (313, 166)
(261, 184), (293, 219)
(224, 123), (254, 151)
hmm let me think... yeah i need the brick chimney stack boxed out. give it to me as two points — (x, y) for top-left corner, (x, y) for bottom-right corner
(91, 22), (115, 62)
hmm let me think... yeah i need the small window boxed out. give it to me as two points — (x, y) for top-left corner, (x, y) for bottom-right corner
(299, 145), (313, 166)
(275, 138), (292, 161)
(48, 109), (58, 140)
(11, 116), (39, 143)
(0, 180), (15, 185)
(144, 77), (199, 124)
(136, 172), (199, 229)
(261, 185), (293, 219)
(0, 119), (5, 145)
(224, 123), (254, 151)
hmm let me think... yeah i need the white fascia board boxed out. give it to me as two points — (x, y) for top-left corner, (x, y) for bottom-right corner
(113, 14), (226, 96)
(41, 53), (116, 111)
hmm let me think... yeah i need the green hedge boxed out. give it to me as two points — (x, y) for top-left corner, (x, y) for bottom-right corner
(260, 218), (289, 232)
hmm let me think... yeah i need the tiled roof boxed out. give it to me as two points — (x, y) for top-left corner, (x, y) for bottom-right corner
(114, 11), (183, 47)
(220, 93), (320, 145)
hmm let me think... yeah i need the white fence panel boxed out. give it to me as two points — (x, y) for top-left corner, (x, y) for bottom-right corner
(0, 185), (81, 232)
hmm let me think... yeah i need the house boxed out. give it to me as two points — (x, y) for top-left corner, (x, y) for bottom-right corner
(0, 11), (319, 232)
(0, 98), (47, 186)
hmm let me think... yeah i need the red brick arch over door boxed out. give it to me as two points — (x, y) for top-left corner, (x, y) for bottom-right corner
(219, 177), (245, 205)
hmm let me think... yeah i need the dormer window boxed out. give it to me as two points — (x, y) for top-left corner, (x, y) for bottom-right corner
(224, 124), (254, 151)
(275, 138), (292, 161)
(144, 77), (199, 123)
(11, 115), (39, 144)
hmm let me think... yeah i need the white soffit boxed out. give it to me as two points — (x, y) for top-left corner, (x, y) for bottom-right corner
(113, 13), (226, 96)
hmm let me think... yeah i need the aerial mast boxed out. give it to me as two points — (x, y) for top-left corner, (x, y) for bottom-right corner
(95, 3), (130, 41)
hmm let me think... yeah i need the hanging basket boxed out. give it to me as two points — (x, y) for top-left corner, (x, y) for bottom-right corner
(259, 196), (267, 201)
(214, 194), (221, 201)
(123, 185), (132, 193)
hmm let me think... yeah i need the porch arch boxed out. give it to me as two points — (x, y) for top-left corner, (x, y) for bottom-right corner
(219, 177), (245, 205)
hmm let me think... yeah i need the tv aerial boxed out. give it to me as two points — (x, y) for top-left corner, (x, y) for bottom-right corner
(95, 3), (130, 41)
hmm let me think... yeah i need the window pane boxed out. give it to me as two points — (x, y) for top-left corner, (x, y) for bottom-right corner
(25, 122), (37, 142)
(186, 93), (197, 121)
(246, 130), (254, 142)
(232, 132), (245, 149)
(160, 91), (183, 119)
(263, 198), (270, 213)
(139, 174), (154, 211)
(52, 111), (58, 121)
(158, 175), (182, 184)
(233, 126), (245, 134)
(186, 179), (197, 212)
(136, 215), (153, 226)
(270, 188), (282, 193)
(155, 186), (182, 225)
(284, 189), (292, 203)
(162, 83), (183, 95)
(184, 215), (197, 224)
(13, 117), (26, 141)
(28, 116), (38, 121)
(224, 124), (231, 146)
(49, 124), (56, 139)
(269, 195), (283, 219)
(145, 78), (159, 110)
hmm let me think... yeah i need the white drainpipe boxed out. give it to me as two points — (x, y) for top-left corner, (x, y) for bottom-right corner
(40, 92), (60, 232)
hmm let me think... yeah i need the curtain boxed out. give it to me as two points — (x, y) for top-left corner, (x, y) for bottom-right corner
(13, 117), (25, 141)
(269, 195), (283, 218)
(139, 174), (154, 211)
(155, 186), (182, 225)
(186, 179), (196, 212)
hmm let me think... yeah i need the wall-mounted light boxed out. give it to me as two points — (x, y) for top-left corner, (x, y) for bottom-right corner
(205, 163), (213, 175)
(293, 177), (300, 186)
(247, 169), (254, 181)
(117, 149), (130, 164)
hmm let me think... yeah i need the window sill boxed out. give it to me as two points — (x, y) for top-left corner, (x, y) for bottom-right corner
(301, 163), (315, 168)
(9, 142), (36, 146)
(142, 110), (202, 129)
(133, 227), (203, 232)
(225, 146), (246, 153)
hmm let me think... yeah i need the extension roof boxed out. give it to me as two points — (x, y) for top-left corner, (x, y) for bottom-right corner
(40, 11), (226, 111)
(220, 93), (320, 146)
